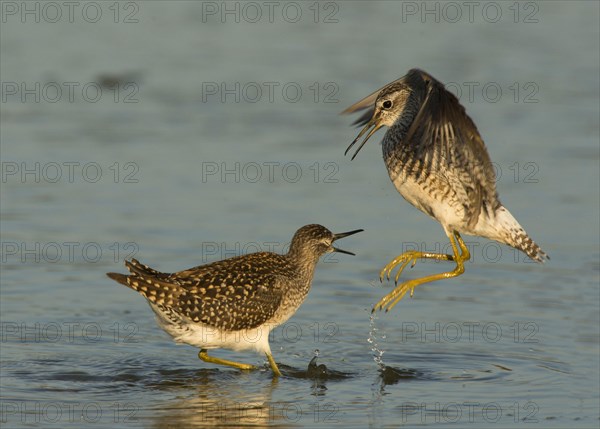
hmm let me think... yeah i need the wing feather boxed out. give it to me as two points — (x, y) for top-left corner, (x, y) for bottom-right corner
(115, 253), (290, 332)
(167, 253), (290, 331)
(402, 72), (500, 225)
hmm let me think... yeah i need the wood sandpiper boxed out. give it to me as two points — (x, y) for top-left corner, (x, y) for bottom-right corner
(107, 224), (362, 377)
(343, 68), (548, 312)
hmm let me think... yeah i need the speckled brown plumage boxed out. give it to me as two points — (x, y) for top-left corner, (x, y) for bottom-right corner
(344, 68), (548, 311)
(113, 253), (296, 332)
(107, 224), (362, 375)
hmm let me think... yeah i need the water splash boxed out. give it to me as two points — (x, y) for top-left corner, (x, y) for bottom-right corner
(368, 313), (386, 370)
(307, 349), (328, 382)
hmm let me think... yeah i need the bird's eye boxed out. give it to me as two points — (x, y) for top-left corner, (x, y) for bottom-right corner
(382, 100), (393, 109)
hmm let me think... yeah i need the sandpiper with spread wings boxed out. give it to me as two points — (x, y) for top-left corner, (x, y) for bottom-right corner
(343, 68), (548, 312)
(107, 224), (362, 376)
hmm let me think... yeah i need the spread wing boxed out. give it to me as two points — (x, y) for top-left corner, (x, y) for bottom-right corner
(344, 69), (501, 225)
(403, 71), (500, 224)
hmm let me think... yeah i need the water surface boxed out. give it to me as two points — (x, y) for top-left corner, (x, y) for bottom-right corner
(1, 2), (599, 428)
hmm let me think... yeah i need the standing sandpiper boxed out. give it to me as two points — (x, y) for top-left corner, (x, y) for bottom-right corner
(343, 68), (548, 312)
(107, 224), (362, 377)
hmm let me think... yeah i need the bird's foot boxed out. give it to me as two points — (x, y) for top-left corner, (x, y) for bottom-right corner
(379, 252), (421, 284)
(380, 251), (455, 285)
(198, 349), (258, 371)
(266, 352), (282, 377)
(373, 232), (467, 312)
(372, 281), (417, 313)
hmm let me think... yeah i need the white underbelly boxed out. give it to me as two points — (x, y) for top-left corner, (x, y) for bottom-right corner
(150, 305), (273, 354)
(172, 324), (271, 353)
(392, 176), (466, 232)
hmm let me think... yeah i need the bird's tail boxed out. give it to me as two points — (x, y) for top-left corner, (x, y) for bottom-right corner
(106, 259), (162, 290)
(106, 259), (181, 307)
(494, 206), (549, 263)
(125, 258), (165, 277)
(106, 258), (168, 291)
(106, 272), (129, 286)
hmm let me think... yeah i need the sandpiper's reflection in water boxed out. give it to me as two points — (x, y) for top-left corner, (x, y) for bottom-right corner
(149, 372), (289, 429)
(148, 354), (351, 429)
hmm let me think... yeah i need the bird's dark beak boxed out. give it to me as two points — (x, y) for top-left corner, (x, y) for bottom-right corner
(344, 116), (384, 161)
(331, 229), (364, 256)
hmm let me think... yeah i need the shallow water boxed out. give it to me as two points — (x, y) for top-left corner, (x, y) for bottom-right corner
(1, 1), (599, 428)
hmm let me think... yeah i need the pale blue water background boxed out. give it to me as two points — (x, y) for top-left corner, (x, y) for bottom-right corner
(1, 1), (599, 428)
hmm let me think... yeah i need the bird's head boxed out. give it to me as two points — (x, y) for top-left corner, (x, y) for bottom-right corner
(343, 69), (427, 160)
(288, 224), (363, 260)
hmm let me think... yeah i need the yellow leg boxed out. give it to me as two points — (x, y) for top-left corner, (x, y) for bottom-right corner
(198, 349), (257, 371)
(266, 352), (282, 377)
(380, 251), (454, 284)
(374, 231), (470, 312)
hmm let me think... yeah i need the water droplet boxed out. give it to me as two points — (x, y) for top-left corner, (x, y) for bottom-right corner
(368, 312), (386, 370)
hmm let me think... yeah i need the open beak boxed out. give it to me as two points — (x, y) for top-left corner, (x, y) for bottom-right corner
(331, 229), (364, 256)
(344, 117), (384, 161)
